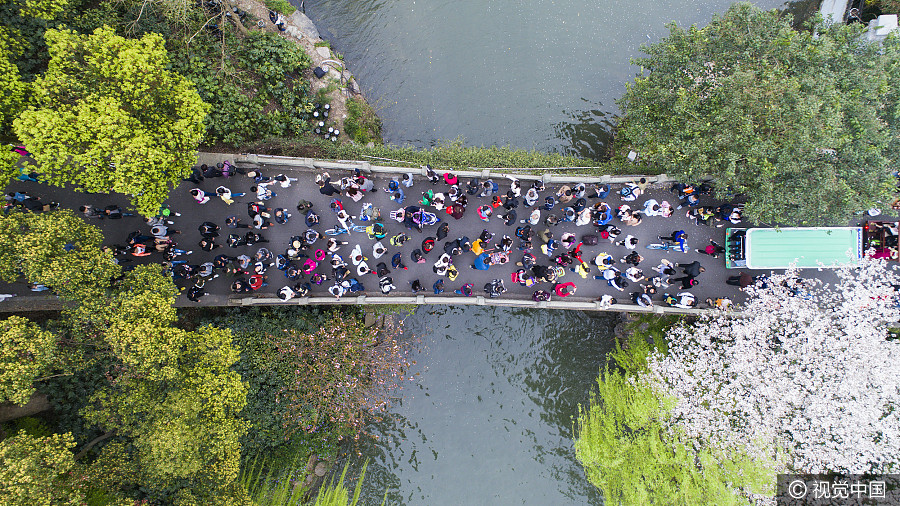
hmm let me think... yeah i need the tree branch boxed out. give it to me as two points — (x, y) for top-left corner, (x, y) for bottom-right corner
(74, 430), (117, 461)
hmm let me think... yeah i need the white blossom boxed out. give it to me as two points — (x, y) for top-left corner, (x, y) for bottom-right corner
(644, 259), (900, 475)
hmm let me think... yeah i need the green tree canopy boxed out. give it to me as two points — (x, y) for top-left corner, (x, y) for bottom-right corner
(13, 26), (209, 216)
(574, 316), (774, 505)
(0, 432), (84, 505)
(80, 266), (249, 498)
(0, 316), (57, 406)
(618, 3), (900, 225)
(0, 210), (121, 301)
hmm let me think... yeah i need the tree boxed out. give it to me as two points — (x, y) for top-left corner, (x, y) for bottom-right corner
(0, 432), (84, 505)
(13, 26), (209, 216)
(574, 316), (773, 505)
(0, 210), (121, 301)
(617, 3), (900, 225)
(0, 316), (57, 406)
(645, 259), (900, 475)
(80, 266), (249, 498)
(0, 43), (26, 139)
(269, 310), (409, 438)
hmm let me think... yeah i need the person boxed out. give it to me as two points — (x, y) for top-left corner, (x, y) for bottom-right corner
(231, 278), (251, 293)
(410, 279), (425, 293)
(273, 208), (291, 224)
(532, 290), (551, 302)
(199, 237), (220, 251)
(632, 291), (652, 307)
(611, 275), (629, 292)
(524, 187), (540, 207)
(274, 174), (298, 188)
(554, 282), (576, 297)
(726, 271), (754, 288)
(316, 173), (339, 196)
(455, 283), (474, 296)
(79, 205), (105, 219)
(677, 261), (705, 278)
(278, 285), (297, 300)
(670, 276), (700, 289)
(484, 279), (507, 298)
(436, 222), (449, 241)
(104, 205), (133, 218)
(199, 222), (220, 237)
(190, 188), (213, 204)
(391, 252), (408, 271)
(477, 205), (492, 222)
(249, 273), (268, 290)
(619, 183), (640, 201)
(216, 185), (245, 204)
(625, 267), (644, 283)
(665, 292), (697, 308)
(502, 210), (517, 226)
(379, 276), (396, 294)
(472, 252), (491, 270)
(433, 279), (445, 294)
(617, 235), (638, 249)
(447, 203), (465, 220)
(706, 297), (733, 310)
(622, 251), (643, 266)
(696, 240), (726, 258)
(480, 179), (499, 197)
(597, 294), (616, 308)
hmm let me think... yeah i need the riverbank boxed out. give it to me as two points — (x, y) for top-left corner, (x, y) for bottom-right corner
(230, 0), (379, 144)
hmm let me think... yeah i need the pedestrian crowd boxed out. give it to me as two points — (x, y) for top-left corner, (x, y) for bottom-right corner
(2, 149), (752, 308)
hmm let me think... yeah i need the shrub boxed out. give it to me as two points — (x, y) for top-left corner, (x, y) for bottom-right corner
(264, 0), (296, 16)
(344, 97), (383, 145)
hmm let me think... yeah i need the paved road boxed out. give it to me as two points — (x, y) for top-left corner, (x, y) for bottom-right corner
(0, 154), (777, 309)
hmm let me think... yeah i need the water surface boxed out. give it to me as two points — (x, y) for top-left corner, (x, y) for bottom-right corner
(301, 0), (800, 157)
(340, 306), (616, 504)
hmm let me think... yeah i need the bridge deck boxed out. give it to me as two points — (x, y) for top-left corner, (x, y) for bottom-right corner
(0, 153), (806, 312)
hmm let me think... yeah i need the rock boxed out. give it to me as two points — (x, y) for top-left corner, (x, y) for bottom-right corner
(342, 70), (352, 82)
(350, 79), (361, 95)
(306, 454), (317, 474)
(366, 142), (375, 148)
(316, 46), (331, 59)
(327, 67), (342, 80)
(288, 11), (321, 39)
(314, 462), (328, 477)
(303, 473), (316, 487)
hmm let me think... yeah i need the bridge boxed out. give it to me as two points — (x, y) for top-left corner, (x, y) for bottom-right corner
(0, 152), (753, 314)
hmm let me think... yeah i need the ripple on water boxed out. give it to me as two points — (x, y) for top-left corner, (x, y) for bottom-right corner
(332, 306), (616, 505)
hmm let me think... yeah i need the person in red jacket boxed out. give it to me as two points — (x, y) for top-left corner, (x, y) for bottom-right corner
(554, 282), (577, 297)
(249, 274), (268, 290)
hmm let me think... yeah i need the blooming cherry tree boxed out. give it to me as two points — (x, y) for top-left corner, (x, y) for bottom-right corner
(645, 259), (900, 474)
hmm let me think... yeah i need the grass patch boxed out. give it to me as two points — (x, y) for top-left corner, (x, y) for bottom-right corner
(264, 0), (296, 15)
(244, 136), (650, 175)
(344, 97), (383, 145)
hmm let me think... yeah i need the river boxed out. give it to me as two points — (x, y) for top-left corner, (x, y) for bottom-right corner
(338, 306), (615, 504)
(299, 1), (810, 501)
(300, 0), (807, 158)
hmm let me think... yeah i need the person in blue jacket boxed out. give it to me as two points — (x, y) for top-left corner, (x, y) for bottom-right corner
(472, 252), (492, 270)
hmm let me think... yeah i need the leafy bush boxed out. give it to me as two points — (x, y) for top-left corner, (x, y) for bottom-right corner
(344, 97), (382, 145)
(192, 306), (409, 463)
(169, 29), (314, 147)
(264, 0), (296, 16)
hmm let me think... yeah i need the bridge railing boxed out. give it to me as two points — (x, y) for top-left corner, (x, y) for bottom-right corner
(231, 294), (720, 316)
(235, 153), (678, 185)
